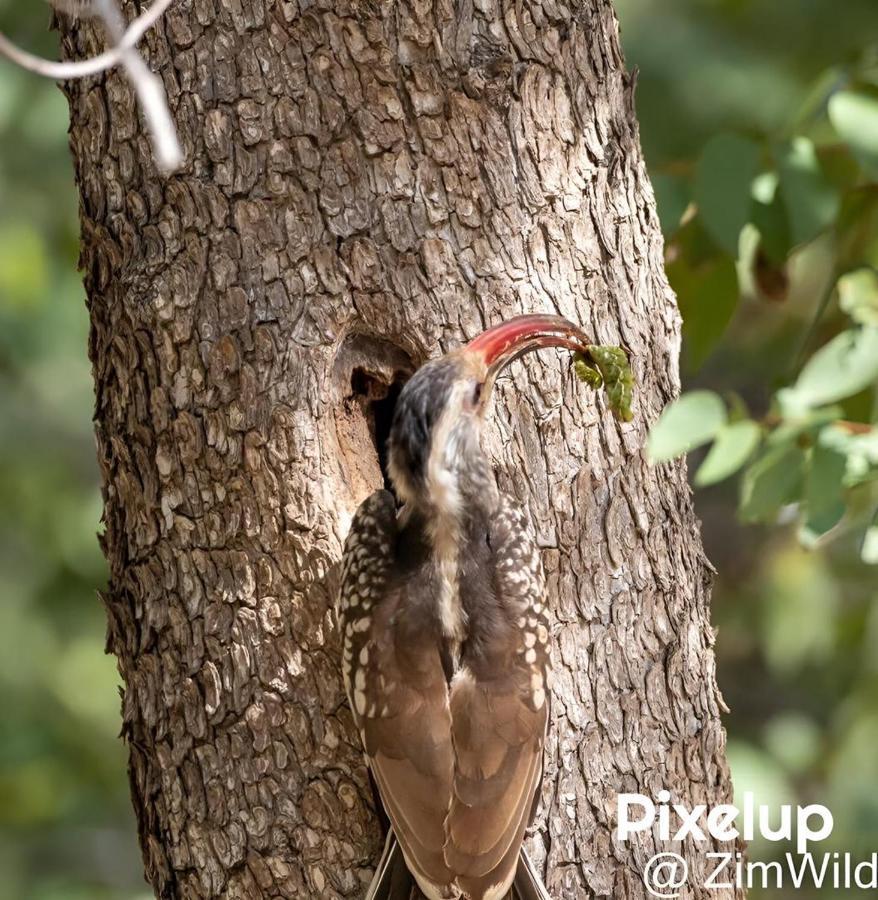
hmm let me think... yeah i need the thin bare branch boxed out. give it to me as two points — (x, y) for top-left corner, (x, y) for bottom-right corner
(0, 0), (181, 173)
(0, 0), (173, 79)
(93, 0), (181, 172)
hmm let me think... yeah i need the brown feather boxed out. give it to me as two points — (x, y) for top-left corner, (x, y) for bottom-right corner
(339, 489), (551, 900)
(442, 495), (550, 893)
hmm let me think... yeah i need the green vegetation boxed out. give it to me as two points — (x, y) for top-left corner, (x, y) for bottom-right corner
(646, 46), (878, 554)
(1, 0), (876, 897)
(0, 4), (146, 899)
(620, 0), (878, 890)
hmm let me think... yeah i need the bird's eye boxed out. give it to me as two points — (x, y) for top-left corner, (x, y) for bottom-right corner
(471, 382), (483, 406)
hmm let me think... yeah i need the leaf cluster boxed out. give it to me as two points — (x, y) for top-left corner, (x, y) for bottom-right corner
(648, 319), (878, 557)
(648, 51), (878, 561)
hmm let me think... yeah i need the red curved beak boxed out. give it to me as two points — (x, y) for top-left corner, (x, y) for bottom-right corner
(467, 314), (591, 387)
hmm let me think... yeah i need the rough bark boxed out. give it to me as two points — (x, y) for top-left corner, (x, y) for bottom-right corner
(62, 1), (739, 898)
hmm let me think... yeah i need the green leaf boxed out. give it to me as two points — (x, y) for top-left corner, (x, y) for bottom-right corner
(768, 407), (843, 446)
(829, 90), (878, 181)
(647, 390), (727, 463)
(695, 419), (762, 486)
(671, 254), (739, 371)
(838, 268), (878, 326)
(651, 173), (690, 237)
(790, 66), (846, 134)
(740, 444), (807, 522)
(783, 327), (878, 409)
(820, 423), (878, 487)
(776, 138), (840, 247)
(725, 391), (751, 424)
(801, 441), (847, 543)
(751, 185), (792, 264)
(695, 133), (762, 256)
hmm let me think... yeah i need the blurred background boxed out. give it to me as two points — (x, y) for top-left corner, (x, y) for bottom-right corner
(0, 3), (146, 899)
(0, 0), (875, 898)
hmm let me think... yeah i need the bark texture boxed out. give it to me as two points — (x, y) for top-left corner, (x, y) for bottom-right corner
(62, 1), (739, 898)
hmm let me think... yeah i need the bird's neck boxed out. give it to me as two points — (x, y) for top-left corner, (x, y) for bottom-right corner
(419, 455), (499, 652)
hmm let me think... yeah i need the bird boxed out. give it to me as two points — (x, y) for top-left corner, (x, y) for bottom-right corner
(337, 314), (593, 900)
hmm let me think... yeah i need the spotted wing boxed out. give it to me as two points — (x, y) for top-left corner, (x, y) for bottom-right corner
(337, 490), (455, 895)
(445, 494), (551, 899)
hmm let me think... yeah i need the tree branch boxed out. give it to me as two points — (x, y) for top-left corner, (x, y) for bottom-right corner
(0, 0), (180, 173)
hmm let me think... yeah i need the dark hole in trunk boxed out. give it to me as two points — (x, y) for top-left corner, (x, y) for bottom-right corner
(350, 368), (407, 493)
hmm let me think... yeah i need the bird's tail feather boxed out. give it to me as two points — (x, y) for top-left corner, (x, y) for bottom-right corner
(366, 833), (550, 900)
(510, 847), (552, 900)
(366, 831), (417, 900)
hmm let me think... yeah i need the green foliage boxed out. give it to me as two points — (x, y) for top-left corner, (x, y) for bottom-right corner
(775, 138), (840, 249)
(740, 443), (807, 522)
(802, 440), (848, 541)
(651, 172), (689, 237)
(838, 267), (878, 325)
(669, 250), (739, 370)
(829, 90), (878, 180)
(651, 311), (878, 548)
(761, 545), (840, 673)
(0, 224), (48, 310)
(643, 25), (878, 563)
(645, 24), (878, 374)
(0, 2), (143, 898)
(694, 419), (762, 487)
(620, 2), (878, 871)
(2, 0), (877, 895)
(863, 521), (878, 563)
(647, 389), (727, 462)
(695, 134), (762, 255)
(781, 326), (878, 411)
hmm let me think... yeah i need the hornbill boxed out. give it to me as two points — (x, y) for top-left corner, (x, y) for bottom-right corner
(337, 315), (593, 900)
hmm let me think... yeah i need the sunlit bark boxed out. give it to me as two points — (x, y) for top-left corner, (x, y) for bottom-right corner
(63, 1), (738, 897)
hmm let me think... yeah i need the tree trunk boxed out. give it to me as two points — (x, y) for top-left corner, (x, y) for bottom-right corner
(62, 1), (739, 898)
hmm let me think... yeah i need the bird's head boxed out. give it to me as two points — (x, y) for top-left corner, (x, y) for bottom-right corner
(387, 314), (590, 517)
